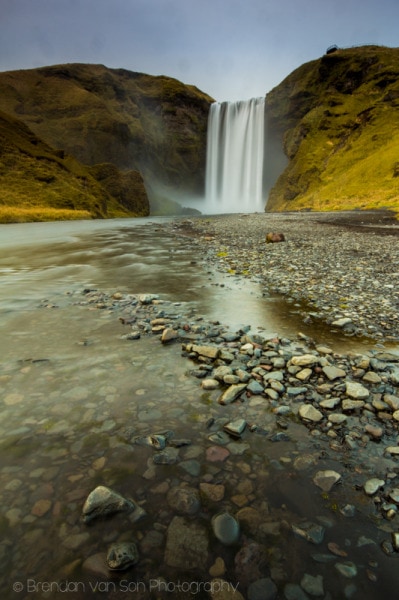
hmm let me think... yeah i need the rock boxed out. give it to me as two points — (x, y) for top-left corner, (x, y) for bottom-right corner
(322, 366), (346, 380)
(202, 378), (220, 390)
(106, 542), (139, 570)
(342, 399), (365, 411)
(212, 512), (240, 545)
(164, 516), (209, 570)
(364, 478), (385, 496)
(234, 542), (268, 585)
(266, 232), (285, 243)
(167, 486), (201, 515)
(200, 483), (225, 502)
(218, 383), (247, 405)
(247, 380), (264, 394)
(391, 532), (399, 551)
(161, 328), (178, 343)
(364, 424), (383, 439)
(139, 294), (159, 304)
(191, 344), (220, 359)
(153, 448), (179, 464)
(332, 317), (353, 327)
(299, 404), (323, 423)
(384, 394), (399, 411)
(389, 488), (399, 503)
(248, 578), (278, 600)
(345, 382), (369, 400)
(319, 397), (341, 409)
(313, 470), (341, 492)
(292, 521), (325, 544)
(82, 553), (109, 578)
(223, 419), (247, 438)
(208, 579), (244, 600)
(335, 561), (357, 577)
(209, 557), (226, 577)
(291, 354), (319, 367)
(300, 573), (324, 597)
(328, 414), (347, 425)
(81, 486), (134, 523)
(385, 446), (399, 456)
(206, 446), (230, 462)
(284, 583), (310, 599)
(362, 371), (382, 384)
(235, 507), (263, 536)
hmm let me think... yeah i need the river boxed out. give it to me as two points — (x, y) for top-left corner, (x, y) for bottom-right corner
(0, 217), (396, 600)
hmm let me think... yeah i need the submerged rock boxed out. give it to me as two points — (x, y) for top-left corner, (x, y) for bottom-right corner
(164, 516), (209, 570)
(82, 486), (134, 523)
(212, 511), (240, 545)
(106, 541), (139, 570)
(313, 470), (341, 492)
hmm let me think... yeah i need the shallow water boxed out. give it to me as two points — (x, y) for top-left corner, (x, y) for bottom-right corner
(0, 218), (397, 599)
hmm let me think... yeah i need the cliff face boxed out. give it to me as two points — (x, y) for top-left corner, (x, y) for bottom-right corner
(265, 46), (399, 213)
(0, 63), (213, 213)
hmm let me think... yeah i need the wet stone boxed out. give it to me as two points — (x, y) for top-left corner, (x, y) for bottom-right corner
(167, 486), (201, 515)
(106, 541), (139, 571)
(292, 521), (325, 545)
(200, 483), (225, 502)
(335, 561), (357, 578)
(322, 365), (346, 380)
(212, 512), (240, 545)
(248, 578), (278, 600)
(164, 516), (209, 570)
(206, 446), (230, 462)
(152, 447), (179, 464)
(300, 573), (324, 597)
(284, 583), (311, 600)
(81, 486), (134, 523)
(345, 382), (369, 400)
(364, 478), (385, 496)
(313, 470), (341, 492)
(299, 404), (323, 423)
(223, 419), (247, 438)
(218, 383), (247, 405)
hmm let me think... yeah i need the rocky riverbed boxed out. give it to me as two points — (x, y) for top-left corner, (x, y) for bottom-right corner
(170, 210), (399, 344)
(1, 210), (399, 600)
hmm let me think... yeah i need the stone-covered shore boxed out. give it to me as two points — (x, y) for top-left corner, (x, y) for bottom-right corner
(74, 260), (399, 600)
(170, 210), (399, 343)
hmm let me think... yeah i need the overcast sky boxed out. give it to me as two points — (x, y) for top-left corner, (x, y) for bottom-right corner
(1, 0), (398, 101)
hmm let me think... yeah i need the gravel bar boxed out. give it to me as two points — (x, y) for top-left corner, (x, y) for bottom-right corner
(171, 210), (399, 344)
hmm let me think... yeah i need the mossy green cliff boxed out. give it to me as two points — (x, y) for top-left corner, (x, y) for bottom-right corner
(266, 45), (399, 214)
(0, 63), (213, 218)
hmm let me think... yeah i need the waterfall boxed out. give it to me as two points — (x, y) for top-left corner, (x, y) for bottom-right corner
(205, 97), (266, 213)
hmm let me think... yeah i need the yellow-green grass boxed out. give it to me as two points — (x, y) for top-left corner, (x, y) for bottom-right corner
(0, 205), (92, 223)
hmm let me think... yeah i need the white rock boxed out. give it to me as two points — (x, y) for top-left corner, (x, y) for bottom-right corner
(364, 478), (385, 496)
(313, 470), (341, 492)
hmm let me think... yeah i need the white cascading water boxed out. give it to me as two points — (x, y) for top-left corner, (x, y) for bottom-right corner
(205, 97), (265, 213)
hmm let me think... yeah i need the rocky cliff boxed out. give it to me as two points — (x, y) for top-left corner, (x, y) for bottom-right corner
(266, 45), (399, 214)
(0, 63), (213, 217)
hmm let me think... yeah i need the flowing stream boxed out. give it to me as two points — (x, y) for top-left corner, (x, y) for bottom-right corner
(0, 217), (396, 600)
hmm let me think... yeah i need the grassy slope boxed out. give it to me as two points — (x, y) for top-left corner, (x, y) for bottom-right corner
(0, 110), (149, 222)
(266, 46), (399, 214)
(0, 64), (213, 202)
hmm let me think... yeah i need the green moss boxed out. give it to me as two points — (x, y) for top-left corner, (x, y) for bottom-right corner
(266, 46), (399, 215)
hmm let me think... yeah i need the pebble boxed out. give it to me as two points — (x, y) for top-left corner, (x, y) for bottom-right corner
(364, 478), (385, 496)
(212, 512), (240, 545)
